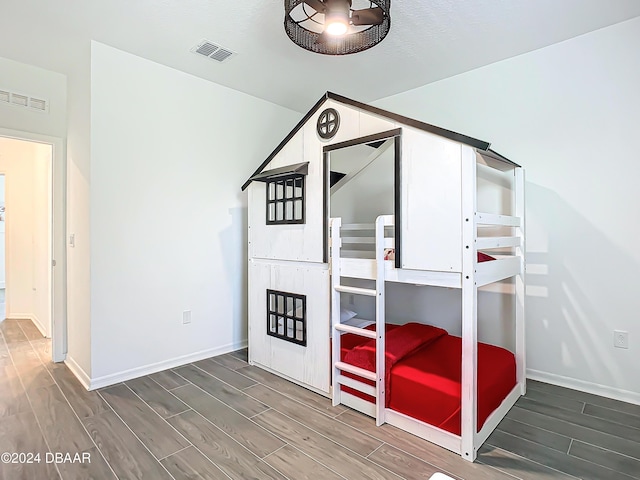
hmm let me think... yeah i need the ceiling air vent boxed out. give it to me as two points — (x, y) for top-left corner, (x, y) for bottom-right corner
(11, 93), (28, 107)
(191, 40), (236, 63)
(29, 98), (47, 111)
(0, 87), (49, 113)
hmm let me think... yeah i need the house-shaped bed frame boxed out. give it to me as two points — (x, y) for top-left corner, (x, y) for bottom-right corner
(242, 92), (526, 461)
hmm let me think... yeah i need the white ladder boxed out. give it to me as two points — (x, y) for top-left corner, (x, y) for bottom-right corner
(330, 215), (391, 426)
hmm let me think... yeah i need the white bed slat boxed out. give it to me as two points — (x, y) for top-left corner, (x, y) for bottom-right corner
(339, 257), (463, 287)
(341, 223), (374, 231)
(385, 409), (462, 454)
(476, 236), (520, 249)
(334, 285), (377, 296)
(334, 324), (377, 338)
(341, 236), (375, 244)
(340, 250), (375, 259)
(391, 268), (461, 288)
(476, 212), (521, 227)
(476, 256), (521, 286)
(335, 361), (377, 382)
(335, 374), (376, 397)
(340, 258), (377, 279)
(340, 391), (377, 417)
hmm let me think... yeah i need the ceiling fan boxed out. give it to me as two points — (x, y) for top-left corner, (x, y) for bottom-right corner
(302, 0), (385, 36)
(284, 0), (391, 55)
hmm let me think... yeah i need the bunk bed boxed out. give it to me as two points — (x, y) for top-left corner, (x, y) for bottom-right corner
(338, 322), (516, 436)
(329, 163), (526, 461)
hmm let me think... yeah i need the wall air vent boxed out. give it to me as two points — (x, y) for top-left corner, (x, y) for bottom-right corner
(191, 39), (236, 63)
(0, 88), (49, 113)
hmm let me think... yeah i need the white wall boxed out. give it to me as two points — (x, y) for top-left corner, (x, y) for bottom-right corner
(373, 17), (640, 402)
(330, 143), (395, 224)
(0, 137), (50, 334)
(65, 44), (92, 378)
(32, 146), (52, 335)
(89, 42), (299, 383)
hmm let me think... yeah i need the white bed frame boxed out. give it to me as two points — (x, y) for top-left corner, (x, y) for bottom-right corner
(330, 157), (526, 462)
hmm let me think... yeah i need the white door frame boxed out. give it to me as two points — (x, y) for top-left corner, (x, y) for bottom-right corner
(0, 128), (66, 362)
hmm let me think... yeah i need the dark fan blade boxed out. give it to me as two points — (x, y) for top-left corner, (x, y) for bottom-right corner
(303, 0), (327, 13)
(351, 7), (384, 25)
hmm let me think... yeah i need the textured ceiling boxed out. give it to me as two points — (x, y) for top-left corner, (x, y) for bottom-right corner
(1, 0), (639, 112)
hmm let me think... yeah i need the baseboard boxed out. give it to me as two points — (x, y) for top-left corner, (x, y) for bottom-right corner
(6, 313), (49, 338)
(7, 313), (33, 321)
(30, 314), (49, 338)
(88, 340), (248, 390)
(65, 356), (92, 390)
(527, 368), (640, 406)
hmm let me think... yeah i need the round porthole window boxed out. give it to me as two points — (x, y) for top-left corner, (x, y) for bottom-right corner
(317, 108), (340, 139)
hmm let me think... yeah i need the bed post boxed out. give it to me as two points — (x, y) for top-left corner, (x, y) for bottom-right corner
(461, 147), (478, 461)
(331, 217), (342, 407)
(514, 167), (526, 395)
(375, 215), (387, 426)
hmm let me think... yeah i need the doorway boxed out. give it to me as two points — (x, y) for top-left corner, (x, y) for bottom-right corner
(0, 129), (65, 362)
(0, 174), (5, 319)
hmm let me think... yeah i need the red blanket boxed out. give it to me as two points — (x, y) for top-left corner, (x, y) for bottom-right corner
(343, 323), (447, 406)
(478, 252), (495, 262)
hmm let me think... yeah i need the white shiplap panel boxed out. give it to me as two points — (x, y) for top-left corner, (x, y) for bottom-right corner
(250, 261), (330, 394)
(266, 128), (305, 169)
(248, 260), (272, 367)
(401, 127), (463, 272)
(358, 110), (397, 137)
(249, 126), (324, 263)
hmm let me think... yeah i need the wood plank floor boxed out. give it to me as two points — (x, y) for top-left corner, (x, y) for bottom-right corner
(1, 318), (639, 480)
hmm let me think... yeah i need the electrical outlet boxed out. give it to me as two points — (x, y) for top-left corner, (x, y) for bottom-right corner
(614, 330), (629, 349)
(69, 233), (75, 247)
(182, 310), (192, 325)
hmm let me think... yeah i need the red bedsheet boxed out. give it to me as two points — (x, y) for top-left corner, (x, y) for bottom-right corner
(339, 326), (516, 435)
(344, 323), (447, 406)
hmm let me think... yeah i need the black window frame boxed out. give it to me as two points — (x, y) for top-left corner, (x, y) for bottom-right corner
(323, 128), (402, 267)
(266, 289), (307, 346)
(266, 174), (305, 225)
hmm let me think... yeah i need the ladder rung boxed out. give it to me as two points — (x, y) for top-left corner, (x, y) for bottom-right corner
(335, 361), (377, 382)
(341, 223), (374, 230)
(342, 236), (374, 244)
(334, 324), (377, 338)
(335, 285), (377, 297)
(335, 374), (376, 397)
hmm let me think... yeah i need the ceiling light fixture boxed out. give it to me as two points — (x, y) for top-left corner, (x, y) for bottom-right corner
(285, 0), (391, 55)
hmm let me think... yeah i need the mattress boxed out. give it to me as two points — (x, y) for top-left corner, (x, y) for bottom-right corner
(339, 326), (516, 435)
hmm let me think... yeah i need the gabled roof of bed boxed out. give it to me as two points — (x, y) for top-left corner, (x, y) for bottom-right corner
(241, 92), (518, 191)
